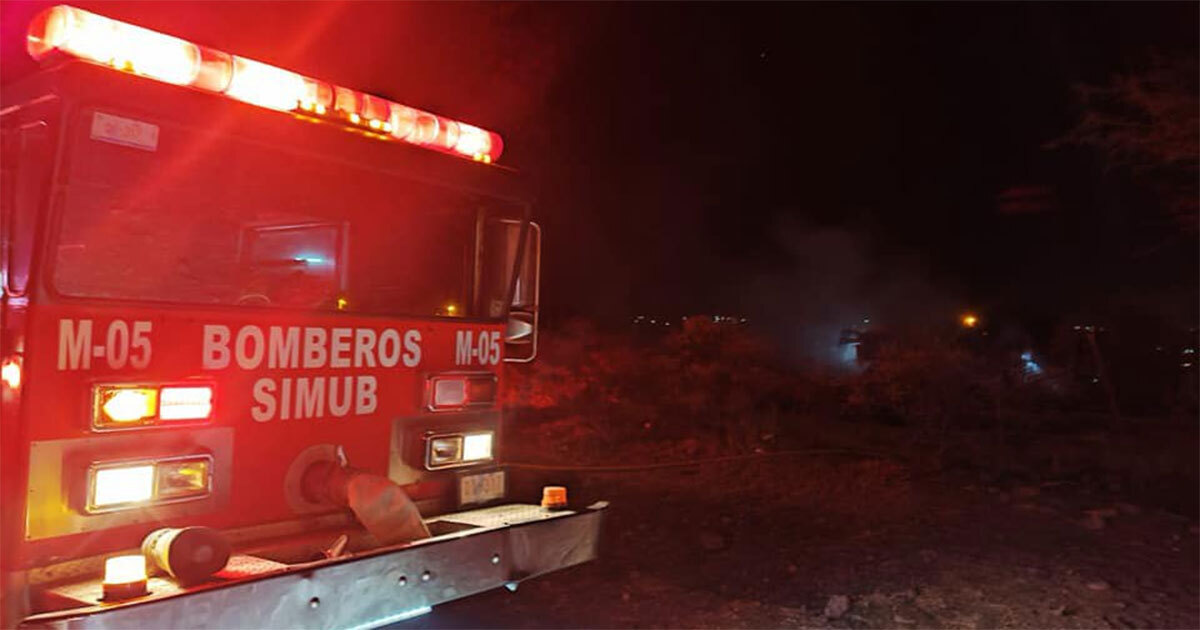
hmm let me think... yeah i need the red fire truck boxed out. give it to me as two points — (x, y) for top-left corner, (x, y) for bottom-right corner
(1, 6), (604, 628)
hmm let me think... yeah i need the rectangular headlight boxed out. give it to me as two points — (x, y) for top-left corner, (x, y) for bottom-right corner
(462, 432), (493, 462)
(428, 436), (463, 468)
(89, 464), (155, 511)
(155, 456), (212, 501)
(426, 431), (494, 469)
(86, 455), (213, 513)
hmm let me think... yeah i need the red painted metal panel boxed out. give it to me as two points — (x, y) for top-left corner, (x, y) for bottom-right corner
(18, 300), (504, 563)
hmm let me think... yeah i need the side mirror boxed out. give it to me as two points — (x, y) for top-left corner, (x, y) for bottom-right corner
(504, 223), (540, 362)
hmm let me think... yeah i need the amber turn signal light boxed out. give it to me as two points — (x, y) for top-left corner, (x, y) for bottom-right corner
(93, 383), (214, 429)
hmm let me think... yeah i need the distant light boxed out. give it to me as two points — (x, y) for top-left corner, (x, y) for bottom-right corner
(961, 314), (979, 328)
(862, 317), (870, 325)
(1021, 350), (1042, 375)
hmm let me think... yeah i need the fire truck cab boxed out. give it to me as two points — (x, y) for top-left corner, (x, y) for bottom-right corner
(1, 6), (603, 628)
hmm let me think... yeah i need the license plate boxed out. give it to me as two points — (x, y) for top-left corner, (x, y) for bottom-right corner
(459, 470), (505, 506)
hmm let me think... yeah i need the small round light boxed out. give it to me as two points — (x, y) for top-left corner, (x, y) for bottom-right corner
(103, 555), (148, 600)
(541, 486), (568, 510)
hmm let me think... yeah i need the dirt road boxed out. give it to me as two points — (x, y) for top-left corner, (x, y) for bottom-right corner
(396, 455), (1199, 629)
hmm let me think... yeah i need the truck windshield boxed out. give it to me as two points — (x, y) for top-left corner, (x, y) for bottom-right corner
(52, 109), (515, 318)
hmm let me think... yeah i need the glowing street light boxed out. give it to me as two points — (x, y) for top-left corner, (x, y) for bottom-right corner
(961, 314), (979, 328)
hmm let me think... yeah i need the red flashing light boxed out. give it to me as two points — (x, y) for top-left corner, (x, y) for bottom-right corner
(300, 77), (334, 113)
(28, 5), (201, 86)
(26, 5), (504, 163)
(225, 55), (305, 111)
(361, 94), (391, 123)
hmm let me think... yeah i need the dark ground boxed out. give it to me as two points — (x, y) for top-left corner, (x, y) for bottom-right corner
(395, 446), (1199, 629)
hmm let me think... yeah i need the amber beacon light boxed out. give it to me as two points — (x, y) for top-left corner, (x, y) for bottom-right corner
(102, 555), (148, 600)
(26, 5), (504, 163)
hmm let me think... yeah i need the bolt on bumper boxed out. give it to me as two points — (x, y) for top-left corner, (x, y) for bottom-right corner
(22, 502), (607, 630)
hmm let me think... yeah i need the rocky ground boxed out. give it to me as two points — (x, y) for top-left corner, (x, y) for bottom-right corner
(396, 453), (1199, 629)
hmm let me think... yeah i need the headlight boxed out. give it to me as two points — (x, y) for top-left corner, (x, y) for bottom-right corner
(87, 455), (213, 513)
(426, 431), (493, 469)
(462, 432), (493, 462)
(156, 457), (212, 500)
(90, 464), (155, 510)
(428, 436), (463, 468)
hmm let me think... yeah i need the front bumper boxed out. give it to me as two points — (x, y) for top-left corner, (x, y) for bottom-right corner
(23, 502), (606, 630)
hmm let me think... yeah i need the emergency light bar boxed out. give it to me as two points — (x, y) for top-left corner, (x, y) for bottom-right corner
(25, 5), (504, 163)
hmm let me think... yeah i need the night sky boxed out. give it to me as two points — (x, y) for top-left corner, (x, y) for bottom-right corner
(3, 2), (1197, 334)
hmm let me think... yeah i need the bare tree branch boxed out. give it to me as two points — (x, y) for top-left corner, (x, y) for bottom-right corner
(1051, 56), (1199, 232)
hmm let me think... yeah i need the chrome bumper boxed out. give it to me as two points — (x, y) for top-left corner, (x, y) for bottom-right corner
(23, 502), (606, 630)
